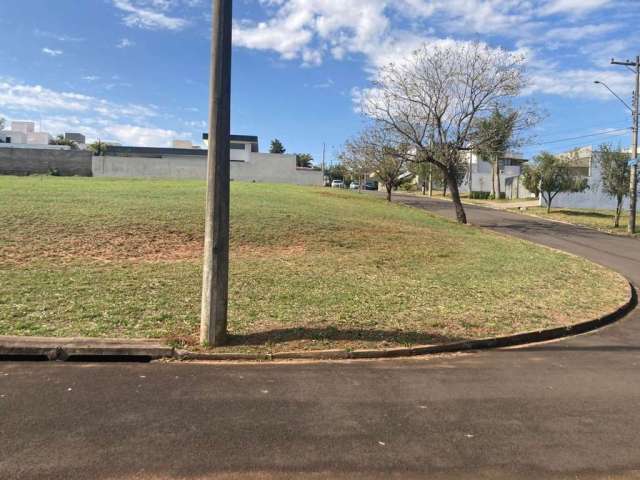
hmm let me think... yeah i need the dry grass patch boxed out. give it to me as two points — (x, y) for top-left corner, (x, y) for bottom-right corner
(0, 176), (629, 352)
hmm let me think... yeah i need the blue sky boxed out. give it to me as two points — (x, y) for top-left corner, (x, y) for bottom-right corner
(1, 0), (639, 163)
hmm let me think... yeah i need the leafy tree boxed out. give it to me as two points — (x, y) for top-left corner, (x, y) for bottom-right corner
(296, 153), (314, 168)
(362, 41), (530, 223)
(88, 139), (108, 156)
(522, 152), (589, 213)
(270, 138), (286, 154)
(49, 134), (78, 150)
(325, 163), (349, 181)
(597, 143), (634, 227)
(473, 108), (519, 199)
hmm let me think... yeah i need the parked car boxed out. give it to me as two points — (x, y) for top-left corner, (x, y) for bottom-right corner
(364, 181), (378, 191)
(349, 182), (360, 190)
(331, 179), (344, 188)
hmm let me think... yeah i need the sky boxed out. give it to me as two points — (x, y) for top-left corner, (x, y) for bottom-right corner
(1, 0), (639, 163)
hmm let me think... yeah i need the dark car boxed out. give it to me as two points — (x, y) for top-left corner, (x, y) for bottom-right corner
(364, 181), (378, 191)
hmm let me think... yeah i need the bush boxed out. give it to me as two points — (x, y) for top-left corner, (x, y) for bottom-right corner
(470, 191), (491, 199)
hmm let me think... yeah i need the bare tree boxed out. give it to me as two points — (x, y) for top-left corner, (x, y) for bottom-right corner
(361, 41), (528, 223)
(343, 123), (409, 201)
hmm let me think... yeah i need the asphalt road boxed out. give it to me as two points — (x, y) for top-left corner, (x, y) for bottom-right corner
(2, 196), (640, 480)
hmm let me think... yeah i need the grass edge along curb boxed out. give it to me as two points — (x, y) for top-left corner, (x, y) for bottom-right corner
(1, 281), (635, 362)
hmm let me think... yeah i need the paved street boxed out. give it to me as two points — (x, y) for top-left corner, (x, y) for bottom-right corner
(2, 197), (640, 480)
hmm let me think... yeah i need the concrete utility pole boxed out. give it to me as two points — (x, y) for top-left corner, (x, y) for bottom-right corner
(200, 0), (233, 346)
(611, 56), (639, 234)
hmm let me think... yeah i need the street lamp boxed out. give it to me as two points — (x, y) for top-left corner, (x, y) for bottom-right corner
(594, 75), (639, 234)
(593, 81), (632, 112)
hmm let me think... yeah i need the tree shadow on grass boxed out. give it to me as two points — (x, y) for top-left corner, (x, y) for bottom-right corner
(553, 209), (614, 220)
(225, 326), (465, 347)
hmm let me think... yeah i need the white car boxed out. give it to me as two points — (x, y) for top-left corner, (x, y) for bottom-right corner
(349, 182), (360, 190)
(331, 179), (344, 188)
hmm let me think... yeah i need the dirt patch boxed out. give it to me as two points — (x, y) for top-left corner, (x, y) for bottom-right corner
(232, 243), (307, 259)
(1, 226), (309, 265)
(1, 227), (203, 265)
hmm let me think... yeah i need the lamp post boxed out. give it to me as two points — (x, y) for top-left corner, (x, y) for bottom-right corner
(200, 0), (233, 346)
(594, 75), (639, 234)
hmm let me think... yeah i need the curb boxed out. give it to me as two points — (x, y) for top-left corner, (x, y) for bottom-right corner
(0, 337), (173, 361)
(1, 283), (635, 363)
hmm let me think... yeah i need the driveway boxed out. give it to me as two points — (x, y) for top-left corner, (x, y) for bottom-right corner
(1, 196), (640, 480)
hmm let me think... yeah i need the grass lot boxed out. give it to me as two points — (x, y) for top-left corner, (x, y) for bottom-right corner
(0, 176), (628, 352)
(513, 207), (638, 237)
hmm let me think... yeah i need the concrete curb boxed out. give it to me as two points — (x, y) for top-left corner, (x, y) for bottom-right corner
(1, 283), (635, 363)
(0, 336), (173, 361)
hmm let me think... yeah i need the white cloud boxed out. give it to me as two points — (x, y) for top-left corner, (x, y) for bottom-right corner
(541, 0), (613, 15)
(113, 0), (188, 30)
(42, 48), (63, 57)
(117, 38), (136, 48)
(0, 78), (155, 119)
(0, 78), (191, 147)
(527, 67), (634, 99)
(102, 124), (187, 146)
(82, 76), (101, 81)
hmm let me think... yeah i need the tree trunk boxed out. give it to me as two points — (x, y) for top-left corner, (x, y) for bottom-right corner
(545, 194), (552, 213)
(386, 184), (392, 202)
(422, 177), (427, 195)
(491, 160), (496, 198)
(443, 182), (447, 197)
(446, 169), (467, 224)
(615, 197), (623, 227)
(495, 156), (502, 199)
(428, 166), (433, 197)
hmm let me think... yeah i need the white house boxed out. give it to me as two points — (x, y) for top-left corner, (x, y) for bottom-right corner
(0, 121), (52, 147)
(91, 134), (323, 186)
(459, 151), (532, 199)
(540, 145), (638, 210)
(413, 151), (533, 199)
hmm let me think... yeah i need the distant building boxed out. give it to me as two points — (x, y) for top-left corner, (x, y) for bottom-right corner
(65, 133), (86, 145)
(540, 145), (638, 210)
(91, 134), (323, 186)
(172, 139), (199, 149)
(0, 121), (54, 148)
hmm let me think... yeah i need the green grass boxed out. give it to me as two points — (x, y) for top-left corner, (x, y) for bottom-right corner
(513, 207), (639, 237)
(0, 176), (628, 352)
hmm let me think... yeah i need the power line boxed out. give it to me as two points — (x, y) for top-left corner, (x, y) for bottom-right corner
(526, 127), (631, 146)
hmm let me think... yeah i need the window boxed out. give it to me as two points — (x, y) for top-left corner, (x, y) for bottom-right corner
(230, 143), (245, 150)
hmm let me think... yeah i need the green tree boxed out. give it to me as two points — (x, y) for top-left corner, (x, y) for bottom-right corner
(597, 143), (633, 227)
(474, 108), (519, 199)
(296, 153), (314, 168)
(49, 134), (78, 150)
(522, 152), (589, 213)
(325, 163), (349, 181)
(88, 139), (109, 156)
(270, 138), (286, 154)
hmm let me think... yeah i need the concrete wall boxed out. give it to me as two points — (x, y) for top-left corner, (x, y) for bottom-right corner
(92, 152), (324, 186)
(541, 160), (635, 210)
(0, 147), (93, 176)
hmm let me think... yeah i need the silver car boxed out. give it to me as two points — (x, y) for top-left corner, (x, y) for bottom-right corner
(331, 179), (344, 188)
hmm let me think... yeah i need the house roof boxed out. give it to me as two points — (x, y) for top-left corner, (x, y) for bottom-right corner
(202, 133), (258, 143)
